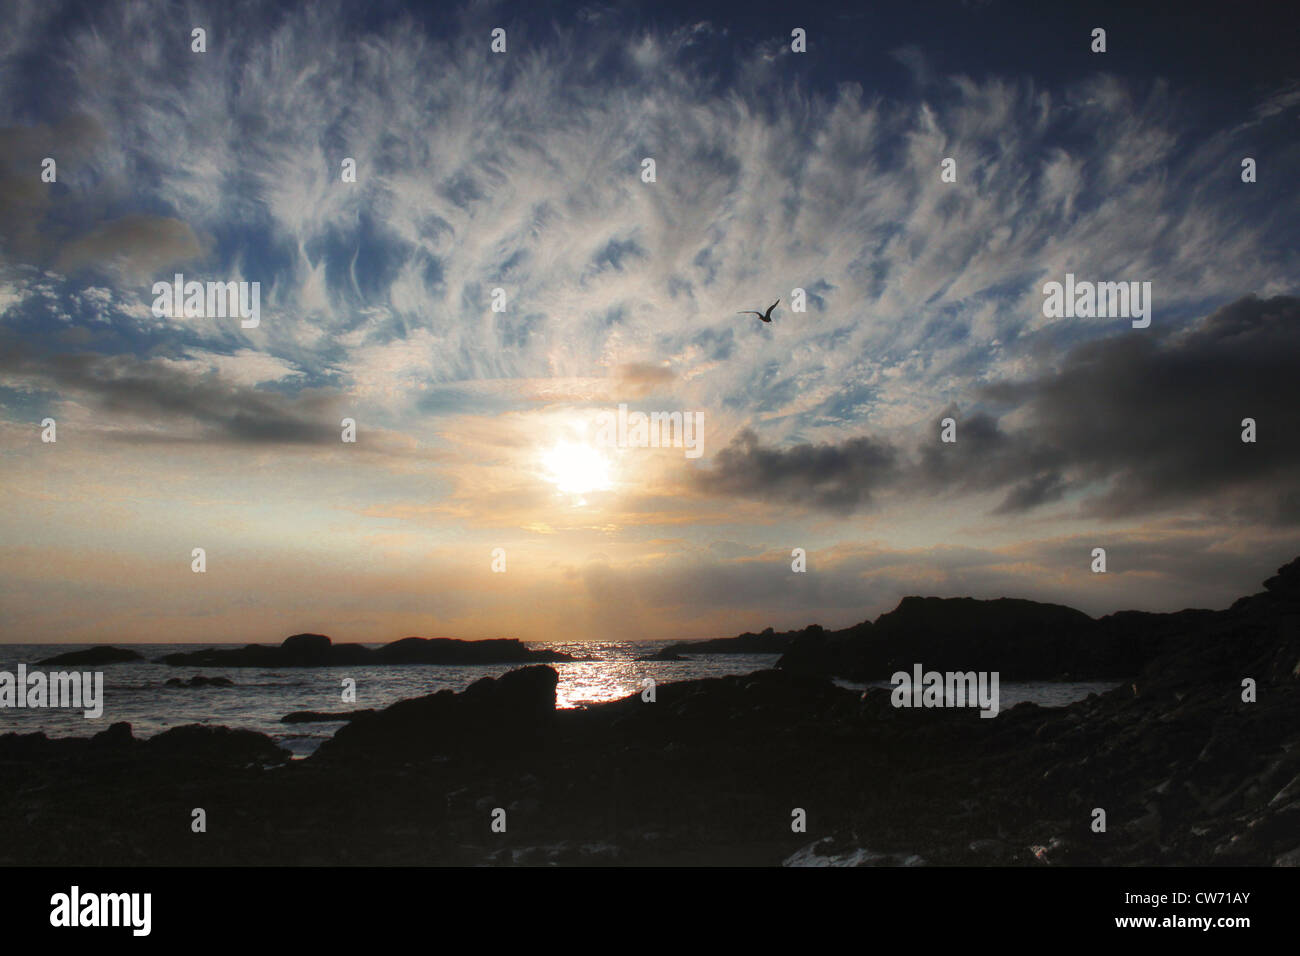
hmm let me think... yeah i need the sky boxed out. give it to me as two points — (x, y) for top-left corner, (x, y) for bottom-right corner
(1, 0), (1298, 644)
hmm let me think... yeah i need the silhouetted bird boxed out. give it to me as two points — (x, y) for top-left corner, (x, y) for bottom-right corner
(737, 299), (780, 323)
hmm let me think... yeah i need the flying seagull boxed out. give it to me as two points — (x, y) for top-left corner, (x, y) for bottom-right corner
(737, 299), (780, 323)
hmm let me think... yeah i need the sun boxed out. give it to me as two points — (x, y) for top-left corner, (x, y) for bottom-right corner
(541, 441), (613, 496)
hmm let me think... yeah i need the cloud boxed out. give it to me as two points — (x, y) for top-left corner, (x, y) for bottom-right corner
(2, 2), (1295, 446)
(696, 427), (901, 513)
(695, 295), (1300, 524)
(981, 294), (1300, 522)
(54, 215), (205, 281)
(614, 361), (675, 395)
(0, 113), (107, 265)
(0, 336), (343, 445)
(1, 1), (1299, 641)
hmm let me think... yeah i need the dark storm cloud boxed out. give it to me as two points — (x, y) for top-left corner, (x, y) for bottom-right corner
(0, 338), (342, 445)
(695, 427), (901, 514)
(697, 295), (1300, 522)
(991, 471), (1068, 515)
(914, 408), (1062, 501)
(982, 294), (1300, 521)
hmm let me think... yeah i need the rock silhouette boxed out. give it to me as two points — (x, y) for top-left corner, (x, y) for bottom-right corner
(36, 646), (144, 666)
(774, 597), (1210, 681)
(662, 625), (815, 656)
(158, 633), (573, 668)
(316, 665), (559, 763)
(165, 675), (235, 688)
(636, 648), (690, 661)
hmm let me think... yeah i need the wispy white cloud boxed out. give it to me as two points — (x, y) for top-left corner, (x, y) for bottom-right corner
(2, 0), (1293, 449)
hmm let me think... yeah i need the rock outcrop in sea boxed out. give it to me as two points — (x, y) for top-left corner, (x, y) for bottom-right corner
(157, 632), (574, 668)
(661, 625), (819, 656)
(36, 646), (144, 666)
(165, 676), (235, 688)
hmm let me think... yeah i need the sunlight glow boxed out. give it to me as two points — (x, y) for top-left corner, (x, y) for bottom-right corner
(541, 441), (613, 496)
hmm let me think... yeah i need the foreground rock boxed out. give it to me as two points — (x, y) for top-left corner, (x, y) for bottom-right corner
(316, 665), (559, 763)
(1, 557), (1297, 866)
(159, 633), (573, 668)
(36, 646), (144, 666)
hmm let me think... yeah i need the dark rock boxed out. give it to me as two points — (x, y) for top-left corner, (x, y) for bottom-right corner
(279, 633), (334, 664)
(90, 722), (135, 749)
(166, 676), (235, 688)
(663, 624), (820, 656)
(36, 646), (143, 666)
(779, 596), (1104, 681)
(637, 648), (689, 661)
(159, 633), (572, 668)
(774, 595), (1218, 681)
(145, 724), (290, 766)
(0, 732), (71, 760)
(316, 665), (559, 763)
(774, 624), (870, 678)
(1263, 555), (1300, 599)
(372, 637), (572, 665)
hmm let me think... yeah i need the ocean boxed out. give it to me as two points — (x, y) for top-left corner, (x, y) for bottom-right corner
(0, 641), (1120, 758)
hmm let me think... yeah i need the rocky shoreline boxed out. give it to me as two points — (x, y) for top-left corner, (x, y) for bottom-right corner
(1, 558), (1297, 866)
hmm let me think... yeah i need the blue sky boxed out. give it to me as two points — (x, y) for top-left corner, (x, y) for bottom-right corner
(1, 0), (1299, 643)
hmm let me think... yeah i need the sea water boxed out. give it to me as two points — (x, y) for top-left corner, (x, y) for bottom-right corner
(0, 642), (1118, 758)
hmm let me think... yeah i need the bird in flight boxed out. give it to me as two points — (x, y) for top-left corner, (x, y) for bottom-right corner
(737, 299), (780, 323)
